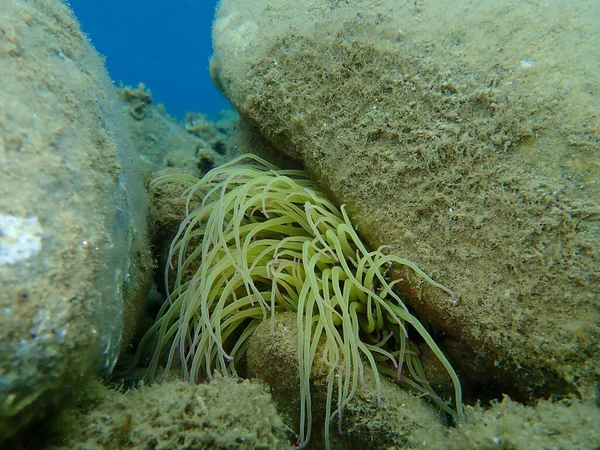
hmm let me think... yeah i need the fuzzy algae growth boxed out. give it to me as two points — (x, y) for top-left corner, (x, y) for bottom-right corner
(136, 154), (463, 448)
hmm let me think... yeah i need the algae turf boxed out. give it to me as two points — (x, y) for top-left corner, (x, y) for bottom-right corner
(409, 396), (600, 450)
(7, 376), (291, 450)
(8, 377), (599, 450)
(211, 0), (600, 407)
(247, 312), (449, 450)
(0, 0), (151, 440)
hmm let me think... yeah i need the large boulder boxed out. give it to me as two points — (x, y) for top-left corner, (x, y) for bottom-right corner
(0, 0), (151, 440)
(211, 0), (599, 404)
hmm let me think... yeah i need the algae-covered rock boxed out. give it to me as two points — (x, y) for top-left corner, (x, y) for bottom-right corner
(211, 0), (600, 405)
(410, 396), (600, 450)
(247, 313), (446, 449)
(37, 376), (289, 450)
(0, 0), (151, 440)
(117, 83), (237, 174)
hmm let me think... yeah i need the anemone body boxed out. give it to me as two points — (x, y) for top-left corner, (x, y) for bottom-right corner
(138, 154), (464, 448)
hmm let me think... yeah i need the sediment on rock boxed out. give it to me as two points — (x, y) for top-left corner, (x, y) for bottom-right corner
(211, 0), (600, 404)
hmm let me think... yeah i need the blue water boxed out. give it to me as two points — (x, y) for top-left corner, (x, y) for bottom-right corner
(68, 0), (231, 120)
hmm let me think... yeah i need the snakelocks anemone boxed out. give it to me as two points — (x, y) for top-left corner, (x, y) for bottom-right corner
(136, 154), (464, 448)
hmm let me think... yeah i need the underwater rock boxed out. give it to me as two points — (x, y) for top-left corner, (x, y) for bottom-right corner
(117, 83), (237, 174)
(247, 312), (446, 449)
(7, 376), (289, 450)
(0, 0), (151, 441)
(410, 395), (600, 450)
(211, 0), (599, 406)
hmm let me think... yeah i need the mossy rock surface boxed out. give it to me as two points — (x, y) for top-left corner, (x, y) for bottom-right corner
(7, 377), (290, 450)
(247, 312), (446, 450)
(0, 0), (151, 441)
(211, 0), (600, 404)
